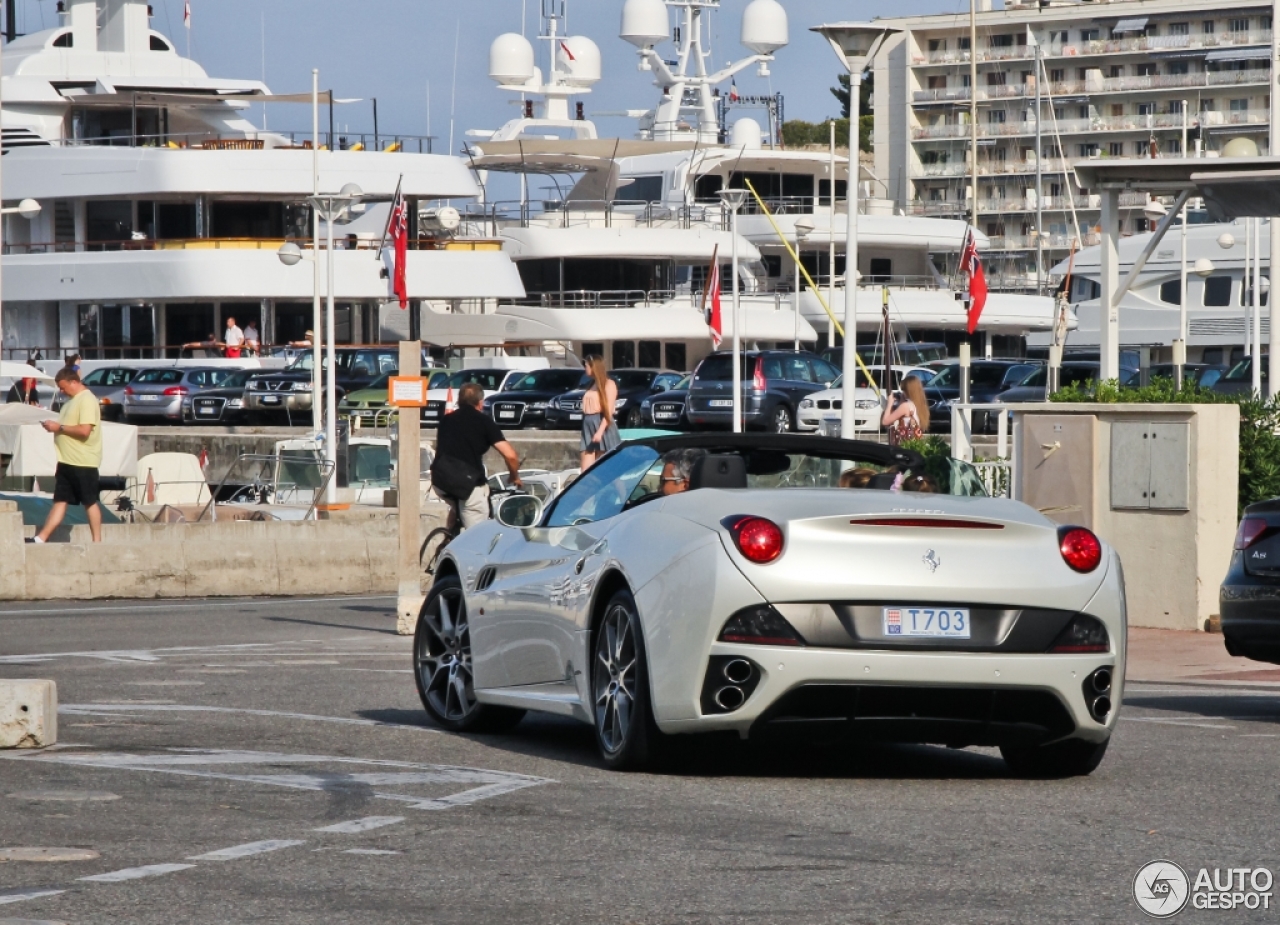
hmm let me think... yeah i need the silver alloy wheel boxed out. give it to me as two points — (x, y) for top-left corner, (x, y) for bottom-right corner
(415, 583), (477, 723)
(773, 406), (792, 433)
(593, 603), (638, 754)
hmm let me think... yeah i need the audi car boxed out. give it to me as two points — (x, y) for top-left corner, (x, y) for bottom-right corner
(1222, 499), (1280, 664)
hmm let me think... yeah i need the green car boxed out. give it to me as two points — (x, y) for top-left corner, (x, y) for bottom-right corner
(340, 371), (450, 424)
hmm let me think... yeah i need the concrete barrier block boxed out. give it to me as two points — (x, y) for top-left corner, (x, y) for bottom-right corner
(275, 538), (370, 595)
(23, 544), (88, 599)
(0, 679), (57, 748)
(366, 537), (400, 591)
(181, 540), (279, 597)
(0, 509), (23, 546)
(86, 542), (188, 598)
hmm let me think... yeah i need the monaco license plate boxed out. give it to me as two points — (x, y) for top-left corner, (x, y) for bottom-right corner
(883, 606), (970, 639)
(261, 395), (281, 405)
(655, 412), (677, 421)
(708, 399), (733, 407)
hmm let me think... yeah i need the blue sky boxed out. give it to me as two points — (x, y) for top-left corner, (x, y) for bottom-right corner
(14, 0), (970, 148)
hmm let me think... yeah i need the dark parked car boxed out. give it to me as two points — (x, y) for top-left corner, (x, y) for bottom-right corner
(820, 342), (947, 368)
(545, 369), (684, 430)
(122, 367), (238, 424)
(188, 368), (264, 425)
(1213, 356), (1270, 396)
(1123, 364), (1227, 389)
(245, 347), (413, 421)
(686, 350), (841, 432)
(995, 362), (1101, 403)
(1222, 499), (1280, 664)
(640, 374), (692, 429)
(484, 368), (590, 430)
(922, 360), (1025, 432)
(53, 366), (137, 421)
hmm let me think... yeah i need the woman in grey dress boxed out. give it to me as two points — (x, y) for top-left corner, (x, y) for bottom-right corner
(580, 354), (620, 470)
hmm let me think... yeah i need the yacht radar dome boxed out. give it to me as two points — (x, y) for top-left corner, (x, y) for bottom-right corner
(556, 35), (602, 88)
(490, 33), (537, 86)
(620, 0), (669, 49)
(741, 0), (789, 56)
(730, 117), (764, 151)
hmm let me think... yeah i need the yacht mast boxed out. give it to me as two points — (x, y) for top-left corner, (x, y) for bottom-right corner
(969, 0), (978, 234)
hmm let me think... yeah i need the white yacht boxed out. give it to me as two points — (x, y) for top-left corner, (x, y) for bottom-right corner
(0, 0), (524, 361)
(423, 0), (1062, 372)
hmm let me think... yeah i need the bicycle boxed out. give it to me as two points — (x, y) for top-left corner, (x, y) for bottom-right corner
(419, 484), (529, 577)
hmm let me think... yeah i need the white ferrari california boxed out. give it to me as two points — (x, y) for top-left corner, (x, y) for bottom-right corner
(412, 434), (1125, 777)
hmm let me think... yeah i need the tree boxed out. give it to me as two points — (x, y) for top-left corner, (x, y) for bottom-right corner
(829, 72), (875, 120)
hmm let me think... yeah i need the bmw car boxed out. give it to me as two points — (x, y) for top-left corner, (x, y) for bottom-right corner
(412, 433), (1125, 776)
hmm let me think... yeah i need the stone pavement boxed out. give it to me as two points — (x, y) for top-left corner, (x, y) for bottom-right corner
(1128, 626), (1280, 686)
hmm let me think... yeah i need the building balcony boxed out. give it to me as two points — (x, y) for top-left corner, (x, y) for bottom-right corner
(912, 68), (1269, 105)
(911, 30), (1272, 67)
(911, 110), (1269, 141)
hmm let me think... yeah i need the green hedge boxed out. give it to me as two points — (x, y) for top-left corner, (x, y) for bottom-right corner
(1051, 378), (1280, 516)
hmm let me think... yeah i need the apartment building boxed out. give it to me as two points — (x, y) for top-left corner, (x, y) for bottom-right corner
(874, 0), (1273, 289)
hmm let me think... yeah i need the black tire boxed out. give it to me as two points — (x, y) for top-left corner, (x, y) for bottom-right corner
(1000, 737), (1109, 778)
(419, 526), (454, 577)
(771, 405), (793, 433)
(591, 588), (673, 771)
(625, 407), (642, 429)
(413, 574), (525, 733)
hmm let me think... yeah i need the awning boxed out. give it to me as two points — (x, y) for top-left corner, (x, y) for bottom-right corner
(1112, 17), (1148, 33)
(1205, 46), (1270, 63)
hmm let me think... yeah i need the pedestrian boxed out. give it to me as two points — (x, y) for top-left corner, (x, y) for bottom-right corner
(243, 321), (260, 356)
(62, 353), (81, 376)
(6, 377), (41, 406)
(288, 330), (314, 349)
(223, 316), (245, 359)
(429, 382), (523, 532)
(28, 368), (104, 544)
(580, 354), (620, 470)
(881, 374), (929, 446)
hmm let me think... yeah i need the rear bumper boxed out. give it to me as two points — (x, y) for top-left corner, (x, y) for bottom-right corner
(1221, 579), (1280, 661)
(797, 410), (878, 433)
(123, 398), (184, 419)
(245, 393), (311, 413)
(543, 408), (584, 430)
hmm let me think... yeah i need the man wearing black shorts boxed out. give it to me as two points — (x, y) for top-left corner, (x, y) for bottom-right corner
(30, 368), (104, 543)
(430, 382), (522, 531)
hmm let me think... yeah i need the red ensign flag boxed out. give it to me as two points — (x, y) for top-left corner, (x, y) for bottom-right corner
(387, 187), (409, 309)
(706, 258), (723, 348)
(961, 228), (988, 335)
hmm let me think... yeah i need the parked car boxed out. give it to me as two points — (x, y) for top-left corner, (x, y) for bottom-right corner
(853, 365), (939, 391)
(53, 366), (137, 421)
(820, 342), (948, 368)
(797, 375), (885, 434)
(919, 360), (1025, 432)
(188, 368), (264, 425)
(245, 347), (413, 422)
(422, 368), (522, 427)
(1213, 357), (1269, 396)
(1123, 364), (1227, 389)
(545, 369), (684, 431)
(122, 367), (239, 424)
(686, 351), (841, 432)
(1222, 499), (1280, 665)
(639, 374), (693, 429)
(995, 362), (1101, 403)
(484, 368), (591, 430)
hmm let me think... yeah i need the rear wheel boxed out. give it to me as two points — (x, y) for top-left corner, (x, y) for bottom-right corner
(413, 575), (524, 733)
(625, 407), (642, 428)
(591, 588), (672, 770)
(771, 405), (793, 433)
(419, 526), (455, 577)
(1000, 738), (1109, 778)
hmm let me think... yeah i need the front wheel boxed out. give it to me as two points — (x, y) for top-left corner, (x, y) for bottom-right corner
(413, 575), (525, 733)
(591, 588), (672, 770)
(771, 405), (793, 433)
(625, 407), (642, 429)
(1000, 738), (1109, 778)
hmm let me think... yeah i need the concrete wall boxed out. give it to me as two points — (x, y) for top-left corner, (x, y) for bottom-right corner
(1012, 403), (1240, 631)
(0, 501), (447, 601)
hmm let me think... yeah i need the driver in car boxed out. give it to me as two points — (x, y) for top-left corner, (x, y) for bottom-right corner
(659, 448), (706, 496)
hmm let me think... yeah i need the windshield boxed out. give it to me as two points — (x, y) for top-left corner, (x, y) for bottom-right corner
(360, 374), (393, 393)
(507, 369), (584, 392)
(1224, 358), (1252, 382)
(693, 354), (749, 382)
(446, 369), (506, 390)
(611, 370), (657, 389)
(135, 369), (184, 384)
(930, 364), (1012, 388)
(223, 369), (257, 389)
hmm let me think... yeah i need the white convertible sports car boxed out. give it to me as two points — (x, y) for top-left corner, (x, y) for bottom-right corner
(413, 434), (1125, 776)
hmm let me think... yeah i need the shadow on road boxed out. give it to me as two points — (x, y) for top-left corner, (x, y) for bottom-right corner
(1124, 691), (1280, 726)
(264, 615), (400, 635)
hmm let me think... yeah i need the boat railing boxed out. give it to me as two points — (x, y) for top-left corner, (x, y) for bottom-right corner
(3, 235), (500, 256)
(463, 199), (730, 233)
(5, 129), (437, 153)
(511, 289), (680, 308)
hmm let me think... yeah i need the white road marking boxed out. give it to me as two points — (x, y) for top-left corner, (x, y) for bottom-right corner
(188, 840), (305, 861)
(0, 594), (394, 617)
(0, 888), (66, 905)
(343, 849), (400, 856)
(58, 703), (440, 734)
(1240, 733), (1279, 737)
(1120, 716), (1236, 729)
(78, 863), (194, 883)
(5, 748), (553, 812)
(335, 668), (413, 674)
(314, 816), (405, 834)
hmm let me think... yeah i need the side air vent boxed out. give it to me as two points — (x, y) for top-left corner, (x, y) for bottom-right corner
(474, 566), (497, 593)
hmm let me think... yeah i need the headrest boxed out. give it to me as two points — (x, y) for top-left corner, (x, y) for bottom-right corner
(869, 471), (899, 491)
(689, 453), (748, 490)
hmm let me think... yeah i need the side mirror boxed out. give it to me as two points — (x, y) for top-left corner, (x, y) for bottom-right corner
(495, 494), (544, 528)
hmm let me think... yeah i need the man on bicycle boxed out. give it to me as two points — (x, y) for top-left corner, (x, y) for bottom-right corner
(430, 382), (523, 531)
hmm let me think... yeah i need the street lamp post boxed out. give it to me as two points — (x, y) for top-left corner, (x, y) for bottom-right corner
(793, 218), (814, 351)
(812, 22), (900, 438)
(718, 189), (748, 433)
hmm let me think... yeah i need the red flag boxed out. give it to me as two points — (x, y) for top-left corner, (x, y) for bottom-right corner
(559, 40), (576, 61)
(183, 1), (191, 28)
(145, 468), (157, 504)
(706, 260), (723, 349)
(387, 186), (409, 309)
(729, 79), (740, 103)
(198, 447), (209, 470)
(961, 229), (988, 335)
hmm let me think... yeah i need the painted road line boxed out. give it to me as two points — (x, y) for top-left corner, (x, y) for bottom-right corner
(57, 704), (440, 734)
(188, 840), (306, 862)
(314, 816), (406, 834)
(0, 888), (67, 905)
(79, 863), (195, 883)
(343, 849), (401, 855)
(0, 594), (394, 617)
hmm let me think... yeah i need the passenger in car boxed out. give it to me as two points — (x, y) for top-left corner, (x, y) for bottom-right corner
(902, 473), (939, 493)
(838, 468), (877, 489)
(659, 448), (706, 496)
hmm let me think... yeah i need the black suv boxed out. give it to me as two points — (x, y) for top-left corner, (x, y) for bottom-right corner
(686, 350), (840, 432)
(544, 369), (684, 430)
(245, 347), (419, 421)
(484, 368), (586, 429)
(922, 360), (1026, 432)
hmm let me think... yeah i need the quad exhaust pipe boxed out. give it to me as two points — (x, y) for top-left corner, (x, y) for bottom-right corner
(713, 685), (746, 711)
(722, 659), (753, 685)
(702, 657), (760, 715)
(1086, 668), (1113, 722)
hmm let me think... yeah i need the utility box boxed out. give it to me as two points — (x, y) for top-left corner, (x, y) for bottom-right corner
(1008, 403), (1240, 631)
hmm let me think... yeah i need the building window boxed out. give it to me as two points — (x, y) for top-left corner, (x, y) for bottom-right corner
(990, 34), (1014, 47)
(1204, 276), (1233, 306)
(1203, 20), (1215, 34)
(959, 37), (970, 51)
(928, 75), (947, 89)
(1050, 68), (1065, 83)
(1167, 139), (1182, 155)
(1078, 143), (1100, 157)
(1110, 65), (1125, 78)
(1135, 141), (1148, 155)
(988, 109), (1007, 124)
(1054, 107), (1065, 120)
(1078, 105), (1090, 119)
(928, 38), (946, 52)
(1169, 22), (1189, 36)
(1168, 62), (1189, 76)
(1201, 98), (1217, 111)
(1050, 30), (1068, 45)
(1230, 98), (1250, 111)
(961, 74), (971, 88)
(1138, 102), (1156, 116)
(1137, 63), (1157, 77)
(1109, 142), (1124, 156)
(1080, 29), (1099, 42)
(987, 71), (1007, 86)
(1229, 18), (1249, 33)
(1168, 100), (1184, 114)
(1110, 104), (1125, 117)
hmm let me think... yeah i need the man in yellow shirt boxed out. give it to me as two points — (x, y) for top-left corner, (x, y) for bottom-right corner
(30, 369), (104, 543)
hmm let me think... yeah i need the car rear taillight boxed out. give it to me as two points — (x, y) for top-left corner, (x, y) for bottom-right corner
(753, 357), (766, 391)
(124, 386), (134, 396)
(163, 386), (189, 397)
(1235, 517), (1268, 550)
(730, 516), (784, 564)
(718, 605), (805, 646)
(1058, 525), (1102, 573)
(1050, 614), (1110, 653)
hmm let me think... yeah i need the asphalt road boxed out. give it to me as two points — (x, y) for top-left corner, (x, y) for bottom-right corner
(0, 596), (1277, 924)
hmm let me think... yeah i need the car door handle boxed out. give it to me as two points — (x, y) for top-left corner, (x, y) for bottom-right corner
(576, 540), (606, 574)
